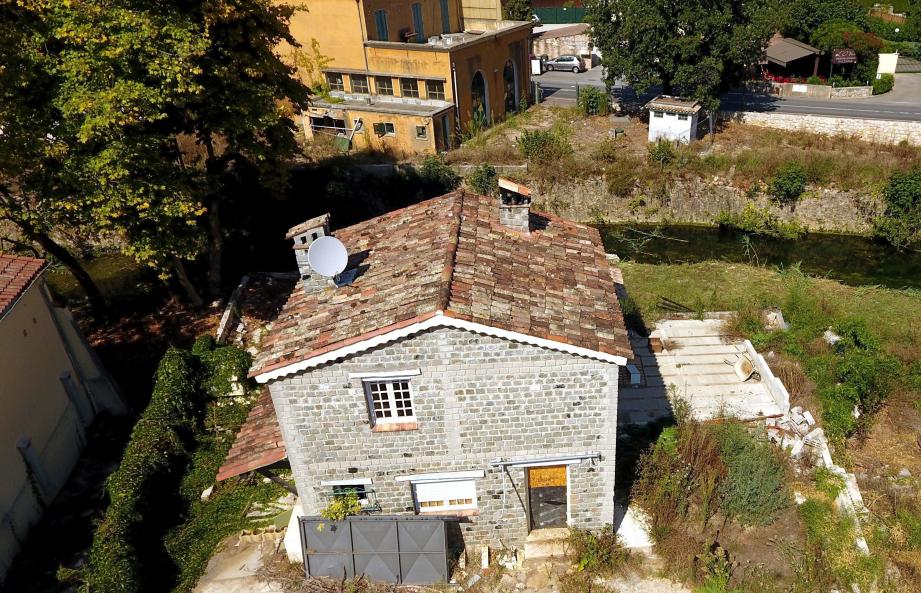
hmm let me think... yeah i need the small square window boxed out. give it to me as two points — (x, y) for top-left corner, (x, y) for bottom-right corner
(351, 74), (369, 94)
(372, 122), (396, 136)
(416, 125), (427, 139)
(426, 80), (445, 101)
(326, 72), (344, 92)
(677, 113), (688, 121)
(401, 79), (420, 98)
(413, 479), (477, 513)
(376, 77), (394, 95)
(365, 378), (412, 423)
(652, 111), (663, 118)
(333, 484), (368, 502)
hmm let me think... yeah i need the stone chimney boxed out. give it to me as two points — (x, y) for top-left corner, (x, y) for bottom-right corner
(286, 213), (331, 292)
(498, 178), (532, 233)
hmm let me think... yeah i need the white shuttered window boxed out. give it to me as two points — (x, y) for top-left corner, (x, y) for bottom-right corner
(413, 479), (477, 512)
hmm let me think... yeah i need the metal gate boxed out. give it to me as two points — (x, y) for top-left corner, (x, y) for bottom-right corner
(300, 516), (449, 584)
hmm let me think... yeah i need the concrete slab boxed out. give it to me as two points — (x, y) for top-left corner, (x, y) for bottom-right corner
(620, 318), (784, 424)
(193, 540), (284, 593)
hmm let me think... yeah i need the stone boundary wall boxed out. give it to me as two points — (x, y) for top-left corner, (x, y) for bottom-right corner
(723, 110), (921, 146)
(770, 82), (873, 99)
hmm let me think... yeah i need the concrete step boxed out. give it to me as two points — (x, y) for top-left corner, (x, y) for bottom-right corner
(524, 528), (569, 560)
(662, 344), (747, 355)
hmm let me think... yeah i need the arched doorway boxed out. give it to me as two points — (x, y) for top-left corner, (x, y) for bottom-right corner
(503, 60), (518, 114)
(471, 70), (489, 129)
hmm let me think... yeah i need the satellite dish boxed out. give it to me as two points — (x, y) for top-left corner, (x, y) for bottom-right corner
(307, 236), (348, 277)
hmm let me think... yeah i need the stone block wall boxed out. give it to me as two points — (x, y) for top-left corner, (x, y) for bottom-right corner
(725, 111), (921, 147)
(267, 327), (620, 552)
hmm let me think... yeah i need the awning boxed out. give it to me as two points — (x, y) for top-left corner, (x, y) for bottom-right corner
(216, 388), (287, 481)
(489, 452), (602, 467)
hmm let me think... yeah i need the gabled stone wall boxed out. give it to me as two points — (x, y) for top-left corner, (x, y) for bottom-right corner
(267, 326), (620, 552)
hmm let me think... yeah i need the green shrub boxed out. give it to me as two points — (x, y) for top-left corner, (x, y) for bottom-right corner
(417, 155), (460, 192)
(837, 350), (901, 414)
(593, 136), (618, 163)
(874, 168), (921, 250)
(647, 138), (676, 168)
(873, 73), (894, 95)
(577, 86), (611, 116)
(818, 384), (860, 439)
(714, 423), (791, 526)
(466, 163), (499, 196)
(769, 162), (807, 204)
(806, 75), (824, 85)
(567, 527), (629, 575)
(832, 318), (880, 352)
(518, 128), (572, 162)
(321, 491), (362, 521)
(716, 203), (805, 239)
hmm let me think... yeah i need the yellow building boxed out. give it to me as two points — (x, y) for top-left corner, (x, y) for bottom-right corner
(284, 0), (532, 156)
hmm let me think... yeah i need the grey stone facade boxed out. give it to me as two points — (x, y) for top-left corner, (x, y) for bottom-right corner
(267, 326), (620, 552)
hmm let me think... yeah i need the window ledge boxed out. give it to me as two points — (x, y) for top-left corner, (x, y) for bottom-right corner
(419, 509), (478, 517)
(371, 421), (418, 433)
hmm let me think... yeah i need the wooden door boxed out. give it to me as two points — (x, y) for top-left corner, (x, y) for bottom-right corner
(528, 466), (567, 530)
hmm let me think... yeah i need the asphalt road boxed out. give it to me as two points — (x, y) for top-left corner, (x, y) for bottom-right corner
(534, 67), (921, 121)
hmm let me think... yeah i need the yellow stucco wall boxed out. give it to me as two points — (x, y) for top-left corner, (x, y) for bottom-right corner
(362, 0), (461, 41)
(305, 106), (455, 156)
(450, 26), (531, 130)
(284, 0), (368, 78)
(0, 283), (84, 580)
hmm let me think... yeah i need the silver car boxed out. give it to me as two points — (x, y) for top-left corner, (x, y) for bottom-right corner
(544, 55), (585, 73)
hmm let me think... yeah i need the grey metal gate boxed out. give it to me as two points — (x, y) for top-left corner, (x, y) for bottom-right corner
(300, 516), (449, 584)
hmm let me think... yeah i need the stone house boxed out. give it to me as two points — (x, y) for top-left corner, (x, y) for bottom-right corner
(224, 189), (632, 557)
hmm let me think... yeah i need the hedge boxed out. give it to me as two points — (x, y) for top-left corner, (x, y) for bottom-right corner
(83, 347), (202, 593)
(873, 73), (894, 95)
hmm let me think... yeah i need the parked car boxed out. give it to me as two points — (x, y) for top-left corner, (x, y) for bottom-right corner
(544, 55), (585, 73)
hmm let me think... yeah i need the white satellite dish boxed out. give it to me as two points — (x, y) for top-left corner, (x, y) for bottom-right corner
(307, 236), (348, 277)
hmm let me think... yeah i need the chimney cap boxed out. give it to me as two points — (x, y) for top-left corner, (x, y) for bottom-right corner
(498, 178), (530, 198)
(286, 213), (330, 240)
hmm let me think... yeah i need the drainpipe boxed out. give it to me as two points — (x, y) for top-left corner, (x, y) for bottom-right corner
(451, 61), (460, 141)
(356, 0), (373, 104)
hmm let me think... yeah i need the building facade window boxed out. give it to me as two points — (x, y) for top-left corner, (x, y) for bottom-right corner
(413, 480), (477, 513)
(364, 378), (413, 421)
(677, 113), (688, 121)
(653, 110), (664, 118)
(350, 74), (369, 94)
(326, 72), (344, 92)
(376, 77), (394, 95)
(374, 10), (389, 41)
(412, 3), (425, 42)
(400, 79), (420, 98)
(416, 125), (428, 139)
(440, 0), (450, 33)
(426, 80), (445, 101)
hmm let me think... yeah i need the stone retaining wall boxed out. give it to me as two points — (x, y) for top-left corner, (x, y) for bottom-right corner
(724, 111), (921, 146)
(770, 82), (873, 99)
(528, 175), (884, 234)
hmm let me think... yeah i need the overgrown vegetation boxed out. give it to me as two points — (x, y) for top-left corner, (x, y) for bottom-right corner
(518, 127), (573, 163)
(466, 163), (499, 196)
(874, 167), (921, 250)
(577, 86), (611, 116)
(320, 491), (361, 521)
(716, 203), (806, 239)
(75, 338), (283, 593)
(769, 162), (808, 204)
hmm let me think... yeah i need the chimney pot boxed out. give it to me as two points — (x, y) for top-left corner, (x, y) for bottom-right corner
(497, 178), (532, 233)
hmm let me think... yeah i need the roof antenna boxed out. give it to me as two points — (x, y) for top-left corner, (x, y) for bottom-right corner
(307, 236), (355, 286)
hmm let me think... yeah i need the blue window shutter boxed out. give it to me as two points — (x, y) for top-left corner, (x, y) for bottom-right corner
(440, 0), (450, 32)
(375, 10), (389, 41)
(412, 3), (424, 42)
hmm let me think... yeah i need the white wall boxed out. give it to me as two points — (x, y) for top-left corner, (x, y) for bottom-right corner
(648, 110), (698, 143)
(878, 53), (899, 75)
(0, 281), (97, 582)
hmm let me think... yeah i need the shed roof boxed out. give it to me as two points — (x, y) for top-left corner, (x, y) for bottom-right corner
(0, 254), (46, 320)
(765, 35), (821, 67)
(645, 95), (702, 114)
(251, 191), (632, 381)
(216, 388), (286, 481)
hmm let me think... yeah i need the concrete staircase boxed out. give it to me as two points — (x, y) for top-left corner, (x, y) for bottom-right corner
(524, 528), (569, 560)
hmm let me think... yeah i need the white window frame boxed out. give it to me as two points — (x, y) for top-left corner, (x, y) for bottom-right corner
(677, 113), (689, 121)
(652, 110), (663, 118)
(384, 122), (395, 136)
(410, 478), (479, 513)
(360, 374), (418, 424)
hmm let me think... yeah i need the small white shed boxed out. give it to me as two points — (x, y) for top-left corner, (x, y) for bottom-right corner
(645, 95), (702, 144)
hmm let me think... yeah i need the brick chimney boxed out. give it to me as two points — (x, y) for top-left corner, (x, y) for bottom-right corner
(498, 178), (532, 233)
(286, 213), (332, 292)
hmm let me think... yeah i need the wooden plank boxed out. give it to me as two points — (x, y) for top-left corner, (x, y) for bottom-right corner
(529, 466), (567, 488)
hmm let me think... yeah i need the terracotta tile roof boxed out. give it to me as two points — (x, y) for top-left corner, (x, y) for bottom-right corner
(645, 95), (702, 114)
(216, 388), (287, 481)
(251, 191), (632, 378)
(0, 254), (46, 320)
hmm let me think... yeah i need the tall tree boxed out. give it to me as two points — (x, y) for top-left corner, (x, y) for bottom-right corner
(780, 0), (867, 42)
(178, 0), (311, 295)
(48, 0), (209, 306)
(0, 1), (110, 312)
(586, 0), (778, 111)
(503, 0), (533, 21)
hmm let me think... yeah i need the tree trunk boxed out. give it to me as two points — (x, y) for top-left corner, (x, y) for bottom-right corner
(172, 257), (204, 309)
(662, 78), (673, 95)
(203, 134), (223, 296)
(30, 229), (107, 315)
